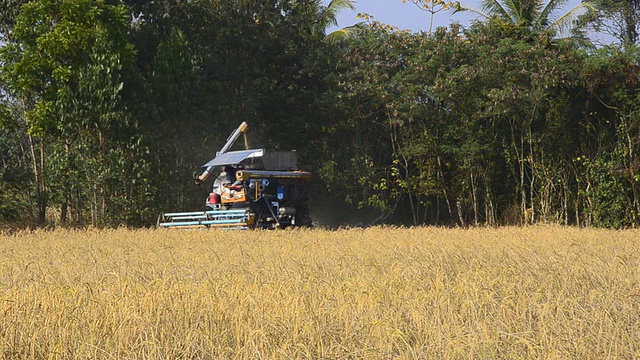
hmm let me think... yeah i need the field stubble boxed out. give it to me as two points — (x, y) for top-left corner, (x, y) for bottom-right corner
(0, 226), (638, 359)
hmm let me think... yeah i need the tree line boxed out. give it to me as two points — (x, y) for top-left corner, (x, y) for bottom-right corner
(0, 0), (639, 228)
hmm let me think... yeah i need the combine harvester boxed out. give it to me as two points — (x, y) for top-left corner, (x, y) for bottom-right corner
(158, 122), (312, 229)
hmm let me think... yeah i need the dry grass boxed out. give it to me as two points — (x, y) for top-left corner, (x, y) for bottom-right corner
(0, 226), (638, 359)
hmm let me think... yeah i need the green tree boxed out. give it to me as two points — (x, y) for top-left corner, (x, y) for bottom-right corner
(438, 22), (589, 225)
(579, 46), (640, 227)
(456, 0), (596, 41)
(1, 0), (136, 225)
(0, 96), (31, 223)
(318, 0), (357, 42)
(0, 0), (28, 42)
(580, 0), (640, 47)
(328, 19), (594, 227)
(116, 0), (344, 218)
(323, 23), (457, 225)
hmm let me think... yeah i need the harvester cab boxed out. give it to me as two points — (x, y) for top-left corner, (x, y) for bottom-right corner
(158, 122), (312, 229)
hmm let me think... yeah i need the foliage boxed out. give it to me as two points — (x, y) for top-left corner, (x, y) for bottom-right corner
(1, 0), (141, 226)
(0, 114), (30, 221)
(319, 0), (358, 43)
(455, 0), (596, 44)
(579, 45), (640, 226)
(0, 0), (639, 228)
(579, 0), (640, 47)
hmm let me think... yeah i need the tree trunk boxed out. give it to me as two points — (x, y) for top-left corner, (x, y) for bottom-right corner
(471, 171), (478, 226)
(483, 171), (495, 226)
(520, 131), (527, 223)
(61, 141), (71, 225)
(510, 118), (526, 225)
(28, 133), (47, 225)
(528, 127), (536, 224)
(456, 199), (465, 227)
(437, 155), (453, 222)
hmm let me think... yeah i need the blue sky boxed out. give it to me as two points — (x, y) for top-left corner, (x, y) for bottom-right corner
(321, 0), (612, 44)
(323, 0), (475, 33)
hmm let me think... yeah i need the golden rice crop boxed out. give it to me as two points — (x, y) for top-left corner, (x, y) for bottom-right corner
(0, 226), (638, 359)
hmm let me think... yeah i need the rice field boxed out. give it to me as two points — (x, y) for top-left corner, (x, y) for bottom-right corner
(0, 226), (638, 359)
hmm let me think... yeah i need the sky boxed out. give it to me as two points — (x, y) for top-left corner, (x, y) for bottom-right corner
(323, 0), (475, 33)
(321, 0), (612, 44)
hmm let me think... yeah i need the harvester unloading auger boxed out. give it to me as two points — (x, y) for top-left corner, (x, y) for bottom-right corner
(157, 122), (312, 229)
